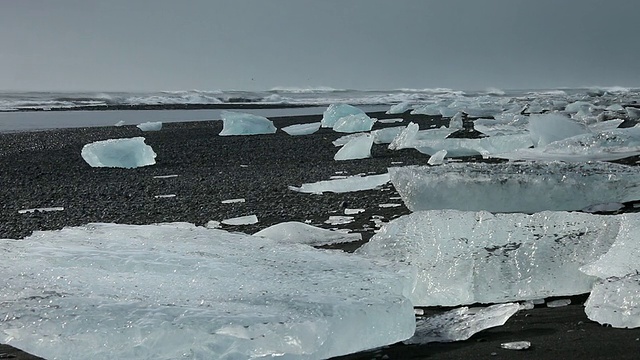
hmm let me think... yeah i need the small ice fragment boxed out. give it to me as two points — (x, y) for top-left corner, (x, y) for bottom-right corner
(387, 102), (411, 114)
(154, 194), (176, 199)
(153, 174), (179, 179)
(253, 221), (361, 246)
(378, 118), (404, 124)
(289, 173), (390, 194)
(414, 308), (425, 316)
(427, 150), (447, 165)
(391, 161), (403, 165)
(137, 121), (162, 132)
(532, 299), (546, 305)
(519, 301), (535, 310)
(321, 104), (365, 128)
(114, 120), (125, 127)
(378, 203), (402, 208)
(333, 114), (376, 133)
(205, 220), (221, 229)
(334, 134), (374, 161)
(281, 122), (321, 136)
(240, 164), (249, 168)
(221, 215), (258, 226)
(219, 111), (276, 136)
(81, 137), (156, 168)
(221, 198), (245, 204)
(582, 202), (624, 213)
(345, 208), (365, 215)
(546, 299), (571, 308)
(405, 303), (520, 344)
(501, 341), (531, 350)
(17, 207), (64, 214)
(324, 216), (354, 225)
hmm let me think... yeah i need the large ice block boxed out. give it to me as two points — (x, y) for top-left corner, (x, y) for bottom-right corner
(334, 134), (374, 160)
(528, 114), (590, 147)
(0, 223), (415, 360)
(389, 162), (640, 213)
(219, 110), (276, 136)
(584, 275), (640, 328)
(357, 210), (631, 306)
(81, 137), (156, 168)
(332, 113), (376, 133)
(321, 104), (365, 128)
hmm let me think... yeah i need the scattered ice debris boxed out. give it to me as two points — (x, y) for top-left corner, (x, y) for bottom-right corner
(427, 150), (447, 165)
(378, 118), (404, 124)
(405, 303), (520, 344)
(281, 122), (321, 136)
(334, 134), (374, 161)
(333, 113), (376, 133)
(152, 174), (179, 179)
(219, 111), (276, 136)
(205, 220), (221, 229)
(114, 120), (125, 127)
(378, 203), (402, 208)
(547, 299), (571, 308)
(501, 341), (531, 350)
(386, 101), (411, 114)
(253, 221), (361, 246)
(136, 121), (162, 132)
(81, 137), (156, 168)
(389, 162), (640, 213)
(324, 216), (355, 225)
(582, 202), (624, 214)
(357, 210), (637, 306)
(584, 274), (640, 328)
(0, 223), (415, 360)
(289, 173), (390, 194)
(153, 194), (176, 199)
(240, 164), (249, 168)
(221, 198), (245, 204)
(372, 126), (406, 144)
(17, 207), (64, 214)
(321, 104), (365, 128)
(345, 208), (365, 215)
(221, 214), (258, 226)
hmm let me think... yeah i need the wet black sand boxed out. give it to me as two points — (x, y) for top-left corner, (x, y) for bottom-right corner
(1, 111), (639, 359)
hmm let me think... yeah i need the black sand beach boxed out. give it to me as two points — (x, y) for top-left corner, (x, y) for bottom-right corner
(1, 111), (640, 359)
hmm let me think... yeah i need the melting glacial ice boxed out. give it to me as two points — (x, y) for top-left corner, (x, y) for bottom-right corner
(81, 137), (157, 168)
(584, 275), (640, 328)
(0, 223), (415, 360)
(137, 121), (163, 132)
(219, 110), (276, 136)
(389, 162), (640, 213)
(356, 210), (638, 306)
(334, 134), (373, 161)
(321, 104), (365, 128)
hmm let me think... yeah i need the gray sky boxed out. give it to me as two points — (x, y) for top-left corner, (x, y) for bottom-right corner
(1, 0), (638, 92)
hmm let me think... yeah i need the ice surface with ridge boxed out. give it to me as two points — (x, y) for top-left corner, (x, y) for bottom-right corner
(0, 223), (415, 360)
(390, 162), (640, 213)
(81, 137), (156, 168)
(356, 210), (638, 306)
(218, 110), (276, 136)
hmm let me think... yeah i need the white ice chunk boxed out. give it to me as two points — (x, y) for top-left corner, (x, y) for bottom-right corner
(205, 220), (221, 228)
(357, 210), (630, 306)
(501, 341), (531, 350)
(405, 303), (519, 344)
(81, 137), (156, 168)
(371, 126), (406, 144)
(153, 194), (176, 199)
(321, 104), (365, 128)
(281, 122), (321, 136)
(334, 134), (374, 161)
(388, 122), (456, 150)
(389, 162), (640, 213)
(153, 174), (179, 179)
(253, 221), (362, 246)
(219, 111), (276, 136)
(585, 275), (640, 328)
(221, 198), (245, 204)
(332, 113), (376, 133)
(378, 118), (404, 124)
(344, 208), (365, 215)
(387, 101), (411, 114)
(136, 121), (162, 131)
(449, 112), (464, 129)
(221, 214), (258, 225)
(546, 299), (571, 308)
(427, 150), (447, 165)
(114, 120), (125, 127)
(289, 173), (390, 194)
(565, 101), (593, 113)
(528, 114), (590, 147)
(333, 132), (367, 147)
(411, 104), (443, 116)
(324, 216), (355, 225)
(17, 207), (64, 214)
(0, 223), (415, 360)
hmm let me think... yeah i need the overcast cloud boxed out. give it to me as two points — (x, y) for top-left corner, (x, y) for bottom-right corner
(1, 0), (638, 91)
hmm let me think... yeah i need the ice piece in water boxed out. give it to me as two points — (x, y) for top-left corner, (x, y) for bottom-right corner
(333, 113), (376, 133)
(584, 274), (640, 328)
(501, 341), (531, 350)
(289, 173), (390, 194)
(528, 114), (590, 147)
(334, 134), (374, 161)
(137, 121), (162, 131)
(390, 162), (640, 213)
(221, 214), (258, 225)
(427, 150), (447, 165)
(81, 137), (156, 168)
(281, 122), (321, 136)
(254, 222), (361, 246)
(219, 111), (276, 136)
(357, 210), (630, 306)
(0, 223), (415, 360)
(321, 104), (365, 128)
(387, 101), (411, 114)
(371, 126), (406, 144)
(405, 303), (519, 344)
